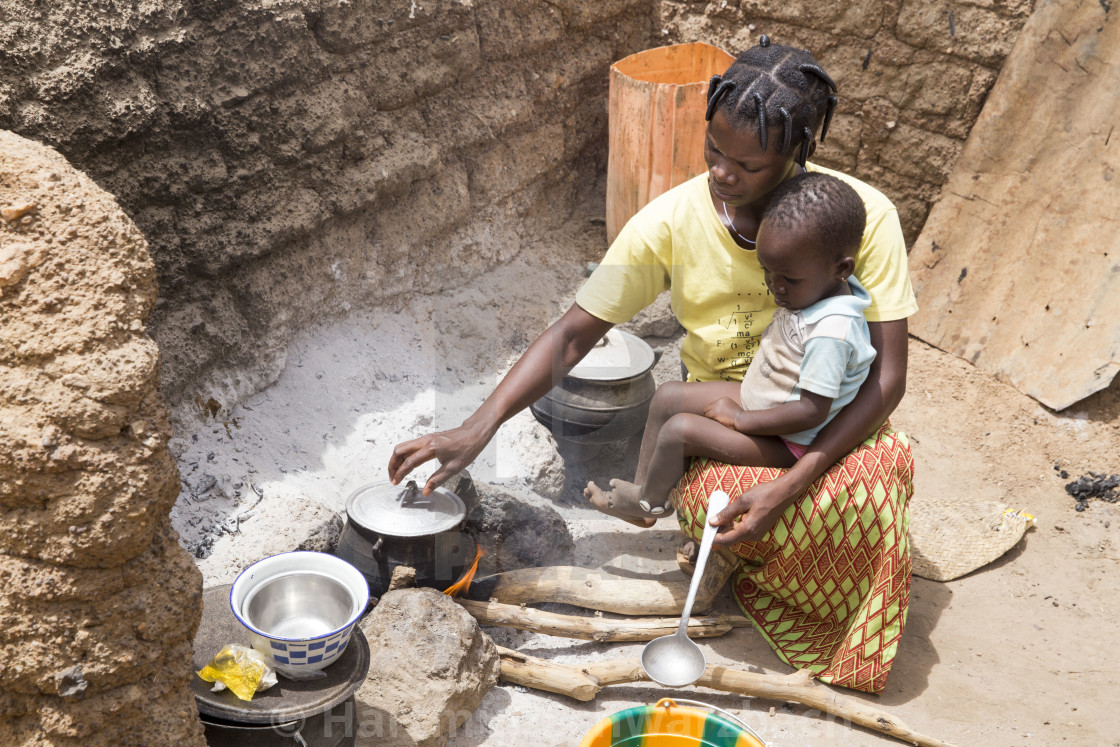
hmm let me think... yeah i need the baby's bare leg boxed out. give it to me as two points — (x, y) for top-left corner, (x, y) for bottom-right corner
(633, 381), (743, 485)
(641, 412), (796, 509)
(585, 380), (752, 525)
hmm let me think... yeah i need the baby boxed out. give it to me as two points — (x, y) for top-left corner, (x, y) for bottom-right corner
(586, 172), (877, 524)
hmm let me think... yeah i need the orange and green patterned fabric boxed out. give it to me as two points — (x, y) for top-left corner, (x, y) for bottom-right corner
(580, 703), (764, 746)
(671, 422), (913, 694)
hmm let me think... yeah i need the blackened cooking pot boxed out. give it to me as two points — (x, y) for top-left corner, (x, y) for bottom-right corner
(335, 481), (476, 598)
(530, 329), (657, 446)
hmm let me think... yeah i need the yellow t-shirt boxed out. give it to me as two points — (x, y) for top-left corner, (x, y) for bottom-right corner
(575, 164), (918, 383)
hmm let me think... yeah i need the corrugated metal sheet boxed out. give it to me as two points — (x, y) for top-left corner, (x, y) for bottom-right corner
(909, 0), (1120, 411)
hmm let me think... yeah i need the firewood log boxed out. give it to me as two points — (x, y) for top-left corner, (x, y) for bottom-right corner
(494, 647), (955, 747)
(457, 598), (753, 641)
(463, 550), (736, 615)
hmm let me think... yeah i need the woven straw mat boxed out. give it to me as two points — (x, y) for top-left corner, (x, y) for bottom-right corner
(909, 498), (1035, 582)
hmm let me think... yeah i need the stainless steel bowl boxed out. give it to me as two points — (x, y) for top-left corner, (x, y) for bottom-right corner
(243, 571), (355, 639)
(231, 551), (369, 671)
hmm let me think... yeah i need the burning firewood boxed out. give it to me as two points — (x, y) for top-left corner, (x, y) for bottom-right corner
(443, 546), (487, 598)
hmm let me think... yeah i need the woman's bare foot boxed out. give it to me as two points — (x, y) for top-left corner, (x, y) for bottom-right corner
(583, 479), (672, 528)
(676, 539), (698, 576)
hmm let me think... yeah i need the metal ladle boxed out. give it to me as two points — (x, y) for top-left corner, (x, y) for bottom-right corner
(640, 490), (731, 687)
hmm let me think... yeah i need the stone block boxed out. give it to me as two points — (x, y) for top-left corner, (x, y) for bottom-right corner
(467, 123), (566, 201)
(553, 0), (658, 30)
(895, 59), (982, 118)
(816, 112), (862, 173)
(877, 121), (964, 184)
(556, 93), (610, 170)
(540, 36), (615, 100)
(475, 0), (566, 61)
(892, 189), (935, 246)
(897, 0), (1027, 67)
(852, 162), (938, 244)
(296, 511), (345, 553)
(620, 290), (682, 339)
(363, 24), (483, 112)
(826, 37), (917, 105)
(464, 482), (574, 575)
(356, 589), (500, 746)
(309, 0), (476, 54)
(372, 163), (472, 250)
(739, 0), (886, 39)
(437, 84), (536, 153)
(857, 95), (902, 149)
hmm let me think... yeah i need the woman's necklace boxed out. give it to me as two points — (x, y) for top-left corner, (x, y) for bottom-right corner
(721, 201), (756, 246)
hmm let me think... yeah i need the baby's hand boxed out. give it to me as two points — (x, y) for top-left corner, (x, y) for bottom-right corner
(704, 397), (743, 430)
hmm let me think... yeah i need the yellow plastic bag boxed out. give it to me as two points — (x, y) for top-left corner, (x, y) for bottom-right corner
(196, 644), (277, 701)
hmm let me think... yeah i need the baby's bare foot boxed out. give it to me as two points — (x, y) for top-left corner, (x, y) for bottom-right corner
(583, 479), (671, 528)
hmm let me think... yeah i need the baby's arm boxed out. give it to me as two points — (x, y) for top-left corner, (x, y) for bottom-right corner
(704, 392), (833, 436)
(706, 327), (854, 436)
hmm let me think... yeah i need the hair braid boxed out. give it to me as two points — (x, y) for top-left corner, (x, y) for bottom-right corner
(705, 35), (839, 164)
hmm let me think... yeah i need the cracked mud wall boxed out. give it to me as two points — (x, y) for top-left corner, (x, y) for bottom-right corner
(0, 0), (1033, 420)
(0, 131), (205, 746)
(660, 0), (1035, 243)
(0, 0), (656, 420)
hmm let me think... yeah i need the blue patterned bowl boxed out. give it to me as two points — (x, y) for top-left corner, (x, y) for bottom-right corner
(230, 551), (369, 672)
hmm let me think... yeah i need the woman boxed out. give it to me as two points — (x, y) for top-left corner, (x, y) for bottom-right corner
(389, 37), (915, 693)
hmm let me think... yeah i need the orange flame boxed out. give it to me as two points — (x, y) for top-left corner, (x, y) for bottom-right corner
(443, 546), (486, 598)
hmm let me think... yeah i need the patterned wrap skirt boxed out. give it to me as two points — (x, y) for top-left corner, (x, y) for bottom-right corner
(670, 423), (914, 694)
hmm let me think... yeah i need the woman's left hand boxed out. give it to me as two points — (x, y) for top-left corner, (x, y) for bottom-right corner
(708, 475), (798, 545)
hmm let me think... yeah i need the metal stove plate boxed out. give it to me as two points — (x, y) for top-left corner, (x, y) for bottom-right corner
(192, 584), (370, 724)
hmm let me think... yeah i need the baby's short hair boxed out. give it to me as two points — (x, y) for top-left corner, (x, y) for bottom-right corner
(762, 172), (866, 260)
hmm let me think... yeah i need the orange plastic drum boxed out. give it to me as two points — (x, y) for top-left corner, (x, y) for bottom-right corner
(606, 43), (735, 243)
(579, 698), (766, 747)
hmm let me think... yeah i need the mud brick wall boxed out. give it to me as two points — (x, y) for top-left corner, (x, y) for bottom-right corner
(0, 0), (655, 419)
(0, 0), (1036, 419)
(659, 0), (1035, 243)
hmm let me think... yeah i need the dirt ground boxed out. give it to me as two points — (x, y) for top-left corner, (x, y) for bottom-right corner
(173, 208), (1120, 746)
(878, 340), (1120, 746)
(448, 337), (1120, 747)
(850, 339), (1120, 746)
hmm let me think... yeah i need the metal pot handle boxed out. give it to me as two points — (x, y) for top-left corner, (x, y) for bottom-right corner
(370, 536), (384, 560)
(654, 698), (768, 745)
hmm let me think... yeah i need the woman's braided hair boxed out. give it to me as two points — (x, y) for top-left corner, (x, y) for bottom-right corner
(705, 35), (838, 167)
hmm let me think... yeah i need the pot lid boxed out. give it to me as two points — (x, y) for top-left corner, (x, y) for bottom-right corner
(345, 480), (466, 538)
(567, 329), (656, 382)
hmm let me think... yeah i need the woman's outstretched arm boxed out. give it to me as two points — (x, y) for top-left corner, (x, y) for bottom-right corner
(711, 318), (909, 544)
(388, 303), (615, 495)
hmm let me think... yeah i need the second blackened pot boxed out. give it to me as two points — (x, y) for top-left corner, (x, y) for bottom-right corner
(530, 328), (657, 446)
